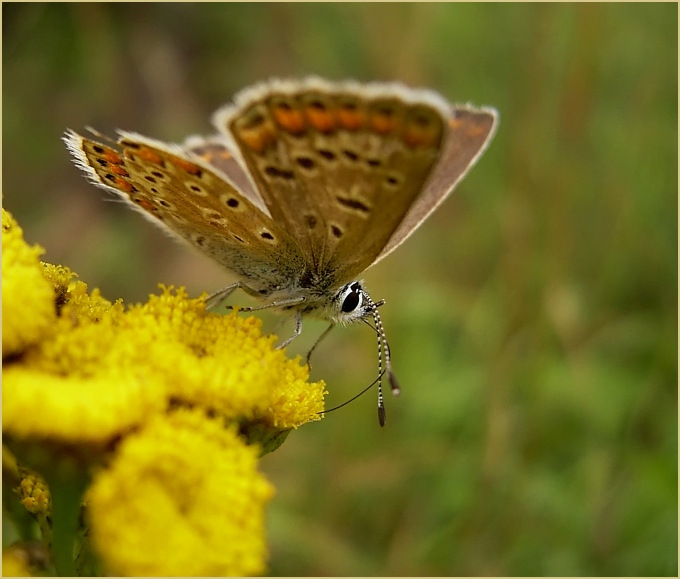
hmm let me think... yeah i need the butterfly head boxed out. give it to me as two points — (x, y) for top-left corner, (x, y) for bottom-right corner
(330, 280), (400, 426)
(330, 280), (375, 325)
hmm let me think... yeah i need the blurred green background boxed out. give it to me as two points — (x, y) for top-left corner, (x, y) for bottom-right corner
(3, 3), (677, 576)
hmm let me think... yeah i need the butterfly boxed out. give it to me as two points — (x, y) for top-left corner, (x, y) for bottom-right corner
(64, 77), (498, 425)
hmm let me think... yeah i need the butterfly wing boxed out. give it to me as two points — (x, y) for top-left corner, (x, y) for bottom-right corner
(212, 78), (450, 288)
(64, 129), (305, 293)
(372, 104), (498, 266)
(183, 135), (267, 215)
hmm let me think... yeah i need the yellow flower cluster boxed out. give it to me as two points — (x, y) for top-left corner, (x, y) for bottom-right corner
(16, 469), (51, 516)
(87, 408), (274, 576)
(1, 210), (56, 357)
(2, 548), (32, 577)
(2, 208), (326, 576)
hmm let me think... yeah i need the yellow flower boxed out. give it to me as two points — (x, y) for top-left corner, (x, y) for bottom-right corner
(1, 209), (56, 358)
(16, 469), (51, 516)
(3, 207), (326, 575)
(3, 208), (324, 448)
(87, 408), (275, 576)
(4, 286), (325, 445)
(41, 263), (119, 322)
(126, 288), (327, 429)
(2, 548), (33, 577)
(4, 279), (324, 446)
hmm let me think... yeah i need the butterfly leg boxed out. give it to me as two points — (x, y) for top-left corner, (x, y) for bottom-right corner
(305, 323), (335, 368)
(205, 281), (263, 309)
(276, 310), (304, 351)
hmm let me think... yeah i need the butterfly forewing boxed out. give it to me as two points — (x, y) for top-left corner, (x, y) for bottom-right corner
(214, 81), (448, 286)
(64, 130), (303, 291)
(183, 137), (267, 215)
(374, 105), (498, 265)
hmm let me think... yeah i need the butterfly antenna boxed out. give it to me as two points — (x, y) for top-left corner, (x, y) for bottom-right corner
(319, 298), (401, 424)
(318, 369), (386, 415)
(363, 293), (400, 427)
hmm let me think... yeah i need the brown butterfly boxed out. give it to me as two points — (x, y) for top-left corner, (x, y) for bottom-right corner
(65, 77), (498, 425)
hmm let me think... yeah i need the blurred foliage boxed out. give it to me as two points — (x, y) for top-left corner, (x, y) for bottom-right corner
(3, 3), (677, 576)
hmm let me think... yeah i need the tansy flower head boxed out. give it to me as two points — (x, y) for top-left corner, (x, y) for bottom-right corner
(2, 547), (33, 577)
(86, 408), (275, 576)
(3, 229), (325, 447)
(2, 209), (57, 358)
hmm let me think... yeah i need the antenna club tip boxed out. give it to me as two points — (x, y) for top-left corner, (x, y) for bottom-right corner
(378, 405), (386, 427)
(388, 370), (401, 396)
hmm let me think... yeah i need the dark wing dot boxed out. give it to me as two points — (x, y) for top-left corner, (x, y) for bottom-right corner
(93, 145), (104, 154)
(190, 185), (202, 192)
(145, 176), (157, 183)
(367, 158), (381, 167)
(244, 112), (265, 129)
(226, 198), (239, 208)
(151, 171), (164, 178)
(159, 200), (171, 207)
(342, 150), (359, 162)
(414, 112), (432, 126)
(261, 231), (274, 240)
(305, 214), (317, 228)
(336, 196), (370, 214)
(331, 225), (343, 238)
(233, 235), (245, 243)
(296, 157), (316, 169)
(96, 158), (108, 167)
(318, 149), (336, 161)
(376, 105), (395, 117)
(264, 166), (295, 180)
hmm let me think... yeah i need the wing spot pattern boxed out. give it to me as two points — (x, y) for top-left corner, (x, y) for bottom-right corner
(264, 166), (295, 180)
(317, 149), (336, 161)
(335, 195), (370, 215)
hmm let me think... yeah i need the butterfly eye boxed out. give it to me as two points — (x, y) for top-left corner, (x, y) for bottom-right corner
(340, 282), (363, 313)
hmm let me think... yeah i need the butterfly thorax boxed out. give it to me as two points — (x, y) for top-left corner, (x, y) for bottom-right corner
(260, 269), (373, 326)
